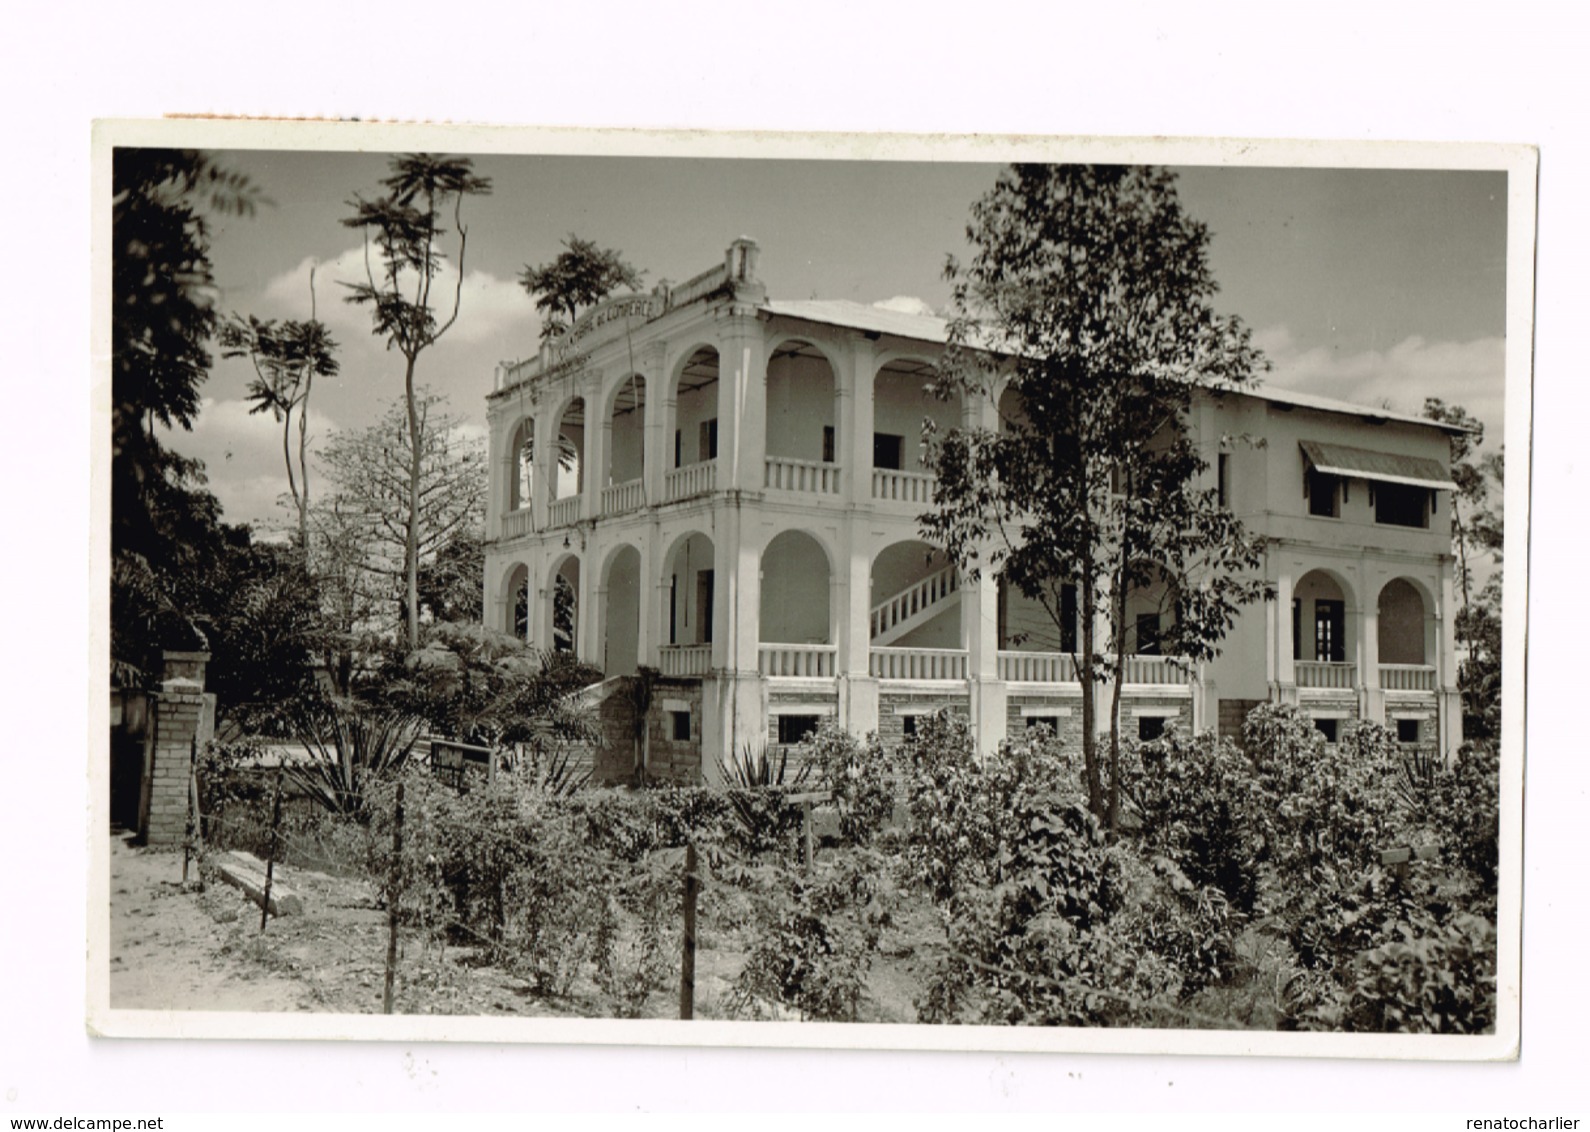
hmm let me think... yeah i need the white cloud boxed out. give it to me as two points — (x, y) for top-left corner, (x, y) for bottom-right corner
(161, 396), (342, 533)
(1255, 326), (1507, 449)
(872, 295), (937, 317)
(262, 246), (537, 349)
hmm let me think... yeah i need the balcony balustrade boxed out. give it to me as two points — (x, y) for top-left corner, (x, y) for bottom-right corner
(658, 644), (712, 676)
(501, 508), (535, 539)
(765, 456), (841, 494)
(1295, 660), (1357, 689)
(758, 644), (836, 678)
(602, 478), (645, 515)
(1379, 663), (1437, 691)
(548, 496), (581, 528)
(997, 651), (1080, 684)
(870, 646), (968, 681)
(871, 468), (937, 505)
(666, 460), (717, 502)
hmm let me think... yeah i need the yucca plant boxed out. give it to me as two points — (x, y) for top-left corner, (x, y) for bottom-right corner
(287, 697), (424, 818)
(718, 742), (810, 857)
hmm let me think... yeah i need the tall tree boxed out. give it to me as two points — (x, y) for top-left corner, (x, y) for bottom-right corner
(111, 148), (261, 681)
(316, 391), (486, 647)
(218, 287), (340, 555)
(1425, 399), (1504, 739)
(520, 234), (644, 341)
(341, 154), (492, 650)
(926, 164), (1271, 831)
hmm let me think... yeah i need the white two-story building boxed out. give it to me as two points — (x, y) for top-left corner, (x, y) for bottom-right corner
(482, 239), (1465, 783)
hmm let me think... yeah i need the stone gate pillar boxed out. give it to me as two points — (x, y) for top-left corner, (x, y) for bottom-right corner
(141, 650), (213, 845)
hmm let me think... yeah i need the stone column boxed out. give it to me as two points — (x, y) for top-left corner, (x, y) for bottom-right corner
(716, 307), (767, 494)
(837, 518), (879, 737)
(1271, 568), (1295, 702)
(642, 343), (667, 508)
(845, 335), (876, 505)
(963, 567), (1006, 755)
(141, 651), (211, 846)
(583, 370), (606, 521)
(1359, 595), (1384, 725)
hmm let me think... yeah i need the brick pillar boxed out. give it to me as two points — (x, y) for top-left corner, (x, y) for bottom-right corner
(141, 650), (210, 845)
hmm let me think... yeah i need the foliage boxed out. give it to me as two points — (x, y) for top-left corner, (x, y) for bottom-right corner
(895, 711), (1076, 904)
(217, 308), (339, 553)
(111, 148), (260, 683)
(316, 391), (486, 643)
(926, 164), (1271, 831)
(286, 698), (424, 818)
(373, 621), (601, 751)
(592, 855), (680, 1017)
(1336, 912), (1497, 1034)
(520, 234), (645, 341)
(729, 851), (893, 1022)
(1121, 725), (1264, 915)
(802, 722), (895, 847)
(415, 528), (485, 625)
(341, 153), (493, 650)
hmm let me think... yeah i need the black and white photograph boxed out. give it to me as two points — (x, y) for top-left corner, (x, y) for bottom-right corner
(89, 122), (1530, 1059)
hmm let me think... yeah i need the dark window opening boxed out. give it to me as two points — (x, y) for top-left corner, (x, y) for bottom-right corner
(1314, 717), (1339, 743)
(670, 711), (691, 742)
(673, 429), (682, 468)
(696, 570), (714, 644)
(822, 425), (836, 464)
(1061, 583), (1079, 653)
(1307, 469), (1340, 518)
(1025, 715), (1062, 734)
(1138, 715), (1167, 742)
(902, 714), (918, 737)
(1314, 600), (1345, 663)
(699, 418), (718, 462)
(669, 574), (678, 644)
(1291, 597), (1302, 661)
(1375, 482), (1430, 528)
(873, 433), (903, 471)
(777, 714), (821, 746)
(1396, 718), (1421, 744)
(1218, 452), (1231, 509)
(1135, 613), (1161, 656)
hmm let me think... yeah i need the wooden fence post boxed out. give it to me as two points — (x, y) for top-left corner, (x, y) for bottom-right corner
(679, 840), (698, 1021)
(182, 735), (198, 884)
(383, 781), (406, 1015)
(259, 767), (284, 933)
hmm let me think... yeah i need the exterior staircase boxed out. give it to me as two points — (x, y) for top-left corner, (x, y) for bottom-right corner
(870, 564), (962, 646)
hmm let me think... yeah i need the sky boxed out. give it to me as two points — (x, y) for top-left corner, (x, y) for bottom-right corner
(168, 151), (1509, 534)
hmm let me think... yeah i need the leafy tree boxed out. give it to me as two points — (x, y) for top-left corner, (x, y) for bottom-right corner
(926, 165), (1271, 832)
(1422, 399), (1504, 739)
(416, 527), (485, 625)
(218, 285), (340, 555)
(520, 234), (644, 341)
(111, 147), (261, 682)
(342, 154), (492, 650)
(316, 391), (486, 646)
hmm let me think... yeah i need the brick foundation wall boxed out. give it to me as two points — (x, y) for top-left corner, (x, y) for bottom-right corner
(877, 691), (970, 747)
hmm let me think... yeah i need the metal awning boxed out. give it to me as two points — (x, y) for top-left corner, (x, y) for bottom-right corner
(1300, 440), (1457, 491)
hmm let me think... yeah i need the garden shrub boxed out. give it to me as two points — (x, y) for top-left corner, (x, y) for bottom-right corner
(1337, 912), (1497, 1034)
(801, 721), (895, 847)
(1121, 726), (1264, 915)
(728, 849), (893, 1022)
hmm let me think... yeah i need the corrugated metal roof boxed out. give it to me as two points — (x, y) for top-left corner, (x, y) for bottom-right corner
(1300, 440), (1458, 491)
(758, 298), (1473, 436)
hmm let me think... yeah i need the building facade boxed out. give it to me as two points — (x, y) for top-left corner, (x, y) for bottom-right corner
(482, 239), (1465, 782)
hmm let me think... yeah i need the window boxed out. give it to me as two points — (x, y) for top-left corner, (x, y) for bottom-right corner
(1135, 613), (1161, 656)
(673, 429), (682, 468)
(669, 574), (678, 643)
(670, 711), (691, 742)
(873, 433), (903, 471)
(1218, 452), (1231, 509)
(1375, 482), (1430, 528)
(699, 418), (718, 462)
(1061, 583), (1079, 653)
(1314, 717), (1339, 743)
(1138, 715), (1167, 742)
(902, 714), (918, 737)
(1306, 469), (1340, 517)
(1025, 715), (1062, 734)
(1314, 600), (1345, 663)
(1291, 598), (1302, 661)
(696, 570), (715, 644)
(1396, 718), (1422, 744)
(777, 714), (820, 746)
(822, 425), (836, 464)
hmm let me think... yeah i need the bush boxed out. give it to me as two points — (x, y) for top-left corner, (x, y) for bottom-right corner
(1121, 726), (1264, 915)
(1338, 912), (1497, 1034)
(802, 722), (895, 847)
(728, 849), (893, 1022)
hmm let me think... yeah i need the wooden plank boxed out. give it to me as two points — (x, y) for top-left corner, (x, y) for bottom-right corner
(1378, 844), (1440, 866)
(213, 851), (304, 917)
(785, 790), (833, 805)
